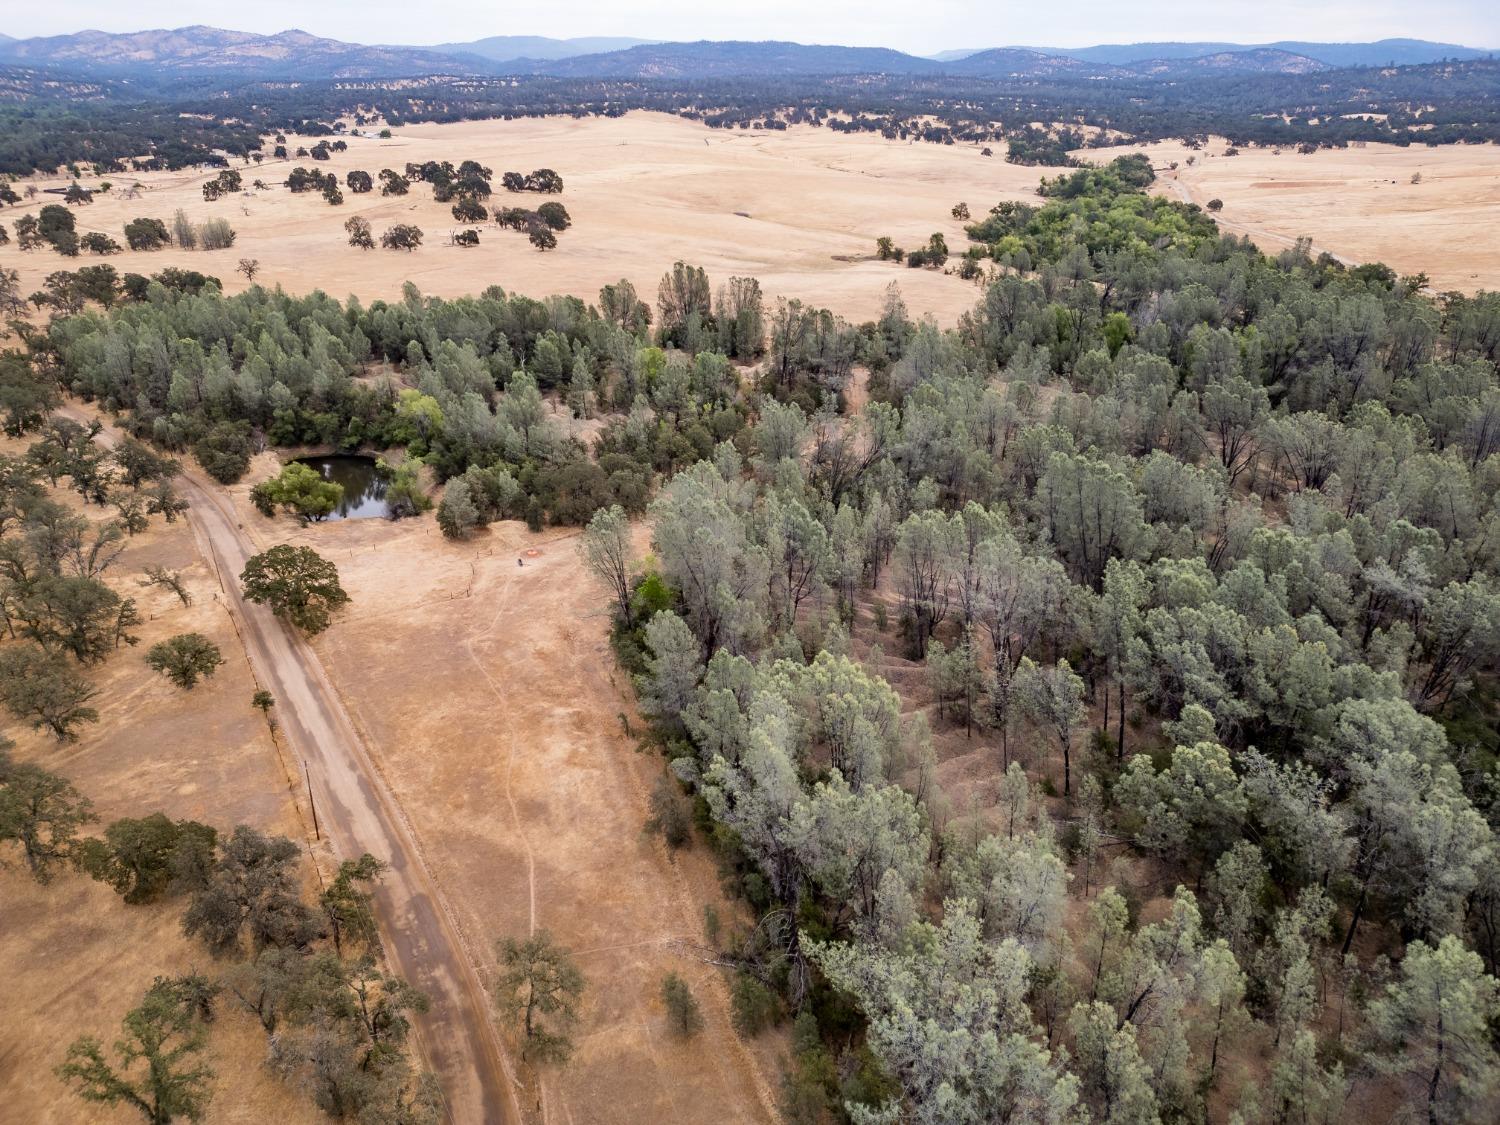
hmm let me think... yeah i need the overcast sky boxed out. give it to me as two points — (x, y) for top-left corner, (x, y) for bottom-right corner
(7, 1), (1498, 53)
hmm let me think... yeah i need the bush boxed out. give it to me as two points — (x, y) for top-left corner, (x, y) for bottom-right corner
(193, 421), (255, 484)
(645, 776), (692, 849)
(197, 218), (237, 250)
(661, 973), (704, 1038)
(730, 974), (781, 1037)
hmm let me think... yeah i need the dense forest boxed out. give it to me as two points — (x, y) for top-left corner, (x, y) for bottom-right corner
(5, 154), (1500, 1121)
(1, 56), (1498, 174)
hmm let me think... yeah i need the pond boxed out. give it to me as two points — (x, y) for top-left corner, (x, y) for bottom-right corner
(292, 455), (389, 521)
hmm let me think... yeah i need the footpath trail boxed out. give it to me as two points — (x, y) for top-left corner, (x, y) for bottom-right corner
(74, 409), (516, 1125)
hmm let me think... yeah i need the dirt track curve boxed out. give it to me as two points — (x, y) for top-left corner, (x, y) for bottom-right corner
(74, 409), (517, 1125)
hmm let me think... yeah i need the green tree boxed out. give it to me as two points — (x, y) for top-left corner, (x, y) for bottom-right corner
(250, 462), (345, 521)
(240, 545), (349, 635)
(145, 634), (223, 690)
(495, 930), (585, 1064)
(56, 977), (215, 1125)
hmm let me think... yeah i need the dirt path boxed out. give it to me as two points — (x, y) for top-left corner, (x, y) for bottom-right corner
(72, 410), (517, 1125)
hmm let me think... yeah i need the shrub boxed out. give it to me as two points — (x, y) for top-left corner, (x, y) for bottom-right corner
(661, 974), (704, 1038)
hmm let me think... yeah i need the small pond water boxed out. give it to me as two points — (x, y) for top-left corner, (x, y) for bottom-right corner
(292, 455), (389, 521)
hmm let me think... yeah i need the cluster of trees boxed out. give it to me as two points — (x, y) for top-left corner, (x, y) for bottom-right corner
(287, 165), (344, 204)
(500, 168), (564, 194)
(490, 200), (570, 252)
(0, 751), (442, 1124)
(29, 264), (849, 527)
(0, 416), (190, 740)
(573, 162), (1500, 1123)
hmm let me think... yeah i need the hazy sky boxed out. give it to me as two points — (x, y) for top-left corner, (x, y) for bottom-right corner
(7, 1), (1498, 53)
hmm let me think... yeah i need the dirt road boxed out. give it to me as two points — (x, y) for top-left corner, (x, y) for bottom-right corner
(75, 411), (516, 1125)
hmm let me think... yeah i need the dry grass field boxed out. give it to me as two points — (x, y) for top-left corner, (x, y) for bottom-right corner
(3, 112), (1050, 324)
(208, 461), (782, 1124)
(1079, 138), (1500, 292)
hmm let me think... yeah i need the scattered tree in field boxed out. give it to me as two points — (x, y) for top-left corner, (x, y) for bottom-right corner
(201, 169), (242, 201)
(0, 752), (95, 881)
(344, 215), (374, 249)
(536, 201), (571, 230)
(56, 976), (216, 1124)
(145, 634), (224, 690)
(236, 258), (260, 282)
(240, 545), (350, 635)
(346, 170), (373, 194)
(251, 690), (275, 715)
(378, 169), (410, 196)
(1207, 198), (1224, 212)
(527, 222), (557, 251)
(250, 462), (344, 521)
(661, 973), (704, 1038)
(141, 567), (193, 603)
(380, 224), (423, 251)
(952, 201), (970, 220)
(496, 930), (585, 1064)
(123, 218), (170, 250)
(451, 196), (487, 223)
(0, 645), (100, 741)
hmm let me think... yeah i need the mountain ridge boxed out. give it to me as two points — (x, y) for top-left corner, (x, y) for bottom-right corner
(0, 27), (1491, 83)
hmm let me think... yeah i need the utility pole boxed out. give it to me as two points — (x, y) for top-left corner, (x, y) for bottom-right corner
(303, 758), (321, 841)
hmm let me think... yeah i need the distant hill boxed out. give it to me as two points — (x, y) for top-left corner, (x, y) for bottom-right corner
(1016, 38), (1493, 67)
(427, 35), (659, 62)
(0, 24), (494, 78)
(940, 45), (1328, 79)
(511, 40), (944, 78)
